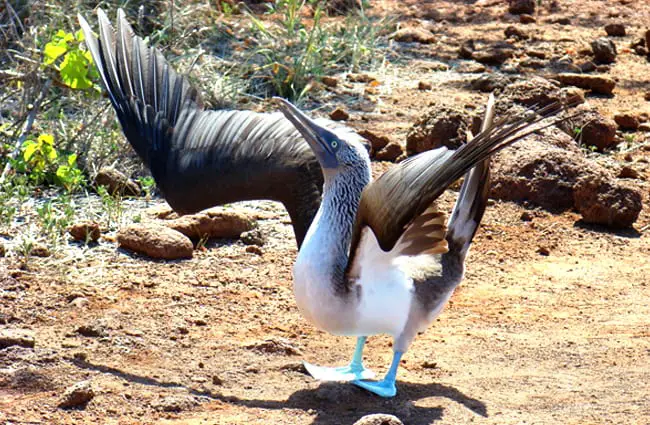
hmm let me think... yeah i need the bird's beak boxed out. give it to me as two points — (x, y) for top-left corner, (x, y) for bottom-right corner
(274, 97), (339, 168)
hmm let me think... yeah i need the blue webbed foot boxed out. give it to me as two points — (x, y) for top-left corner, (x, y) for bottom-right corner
(352, 377), (397, 398)
(304, 361), (375, 382)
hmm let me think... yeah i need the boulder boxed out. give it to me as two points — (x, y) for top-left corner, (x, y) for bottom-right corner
(117, 224), (193, 260)
(573, 175), (642, 228)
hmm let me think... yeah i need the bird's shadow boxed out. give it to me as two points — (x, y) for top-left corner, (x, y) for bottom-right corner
(71, 358), (487, 424)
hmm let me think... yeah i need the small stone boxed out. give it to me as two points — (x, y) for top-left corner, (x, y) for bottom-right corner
(240, 229), (265, 246)
(94, 167), (140, 196)
(329, 107), (350, 121)
(58, 380), (95, 409)
(76, 323), (107, 338)
(639, 122), (650, 132)
(0, 243), (5, 257)
(556, 73), (616, 95)
(614, 112), (640, 130)
(422, 361), (437, 369)
(504, 26), (528, 40)
(321, 76), (338, 88)
(520, 211), (533, 222)
(391, 27), (436, 44)
(245, 245), (263, 256)
(117, 224), (193, 260)
(68, 221), (101, 243)
(244, 337), (302, 356)
(151, 395), (198, 412)
(456, 61), (486, 73)
(618, 166), (639, 179)
(0, 329), (35, 349)
(526, 49), (546, 59)
(353, 413), (404, 425)
(212, 375), (223, 385)
(30, 244), (50, 257)
(537, 246), (550, 256)
(508, 0), (535, 15)
(347, 73), (377, 83)
(578, 61), (597, 73)
(70, 297), (89, 309)
(374, 142), (404, 162)
(519, 14), (536, 24)
(604, 23), (625, 37)
(554, 17), (572, 25)
(645, 92), (650, 101)
(473, 47), (514, 66)
(417, 81), (432, 91)
(470, 73), (512, 93)
(458, 40), (475, 59)
(591, 37), (617, 64)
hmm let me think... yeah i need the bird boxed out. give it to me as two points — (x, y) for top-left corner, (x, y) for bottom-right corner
(77, 9), (359, 247)
(274, 95), (569, 397)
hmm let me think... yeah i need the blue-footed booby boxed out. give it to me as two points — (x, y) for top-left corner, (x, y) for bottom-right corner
(275, 95), (568, 397)
(78, 9), (359, 247)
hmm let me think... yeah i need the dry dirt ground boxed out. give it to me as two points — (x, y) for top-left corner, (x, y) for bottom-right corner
(2, 1), (650, 424)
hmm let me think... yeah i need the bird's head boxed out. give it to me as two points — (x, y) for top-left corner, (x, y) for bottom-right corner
(275, 98), (370, 178)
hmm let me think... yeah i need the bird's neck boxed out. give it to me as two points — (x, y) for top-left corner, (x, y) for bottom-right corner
(299, 166), (370, 285)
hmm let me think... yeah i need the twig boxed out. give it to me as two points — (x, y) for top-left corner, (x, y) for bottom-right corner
(0, 79), (52, 185)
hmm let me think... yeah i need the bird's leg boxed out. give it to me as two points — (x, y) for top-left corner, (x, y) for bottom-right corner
(352, 350), (403, 398)
(304, 336), (375, 382)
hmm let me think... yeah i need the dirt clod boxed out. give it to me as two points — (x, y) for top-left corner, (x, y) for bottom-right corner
(0, 329), (35, 349)
(556, 73), (616, 95)
(374, 142), (404, 162)
(165, 208), (255, 240)
(68, 221), (101, 242)
(241, 229), (266, 246)
(614, 112), (640, 130)
(30, 243), (50, 257)
(321, 76), (338, 88)
(505, 25), (528, 40)
(94, 167), (140, 196)
(519, 14), (536, 24)
(604, 23), (626, 37)
(391, 27), (436, 44)
(329, 107), (350, 121)
(508, 0), (535, 15)
(58, 380), (94, 409)
(573, 175), (643, 228)
(117, 224), (193, 260)
(591, 37), (617, 64)
(406, 104), (469, 154)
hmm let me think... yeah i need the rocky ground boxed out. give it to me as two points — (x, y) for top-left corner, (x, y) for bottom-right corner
(1, 0), (650, 424)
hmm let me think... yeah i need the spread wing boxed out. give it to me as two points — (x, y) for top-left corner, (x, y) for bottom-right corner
(345, 100), (568, 276)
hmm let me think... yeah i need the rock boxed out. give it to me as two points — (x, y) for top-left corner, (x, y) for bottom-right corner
(618, 166), (639, 179)
(508, 0), (535, 15)
(604, 23), (626, 37)
(520, 58), (546, 69)
(321, 76), (338, 88)
(245, 245), (263, 256)
(353, 414), (404, 425)
(645, 92), (650, 101)
(578, 61), (597, 73)
(241, 229), (265, 246)
(564, 106), (618, 151)
(374, 142), (404, 162)
(117, 224), (193, 260)
(614, 112), (640, 130)
(166, 209), (255, 240)
(556, 73), (616, 95)
(244, 337), (302, 356)
(30, 243), (50, 257)
(458, 40), (475, 59)
(498, 76), (564, 107)
(417, 81), (432, 91)
(58, 380), (95, 408)
(491, 134), (590, 211)
(406, 104), (469, 154)
(329, 107), (350, 121)
(358, 129), (390, 155)
(0, 329), (35, 349)
(76, 320), (109, 337)
(550, 55), (580, 73)
(537, 246), (551, 256)
(573, 175), (642, 228)
(504, 26), (529, 40)
(553, 17), (572, 25)
(456, 61), (486, 73)
(94, 167), (140, 196)
(0, 243), (4, 257)
(473, 47), (514, 65)
(639, 122), (650, 132)
(68, 221), (101, 243)
(347, 73), (377, 83)
(391, 27), (435, 44)
(646, 29), (650, 54)
(470, 73), (513, 92)
(591, 37), (617, 64)
(151, 395), (199, 412)
(519, 14), (536, 24)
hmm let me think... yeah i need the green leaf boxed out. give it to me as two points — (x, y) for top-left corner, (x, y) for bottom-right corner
(59, 50), (92, 89)
(37, 133), (54, 146)
(22, 142), (37, 162)
(43, 42), (67, 65)
(75, 29), (85, 42)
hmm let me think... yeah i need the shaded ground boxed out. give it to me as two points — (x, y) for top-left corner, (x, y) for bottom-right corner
(1, 0), (650, 424)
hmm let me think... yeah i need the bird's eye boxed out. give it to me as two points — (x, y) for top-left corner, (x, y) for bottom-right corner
(331, 141), (338, 149)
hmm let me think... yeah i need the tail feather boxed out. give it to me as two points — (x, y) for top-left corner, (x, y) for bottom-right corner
(446, 94), (496, 258)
